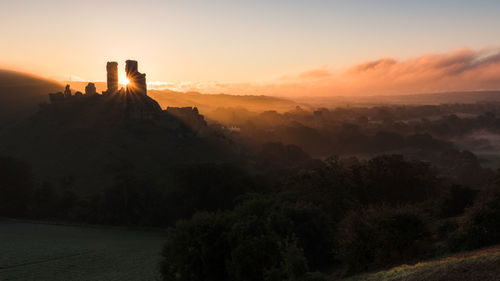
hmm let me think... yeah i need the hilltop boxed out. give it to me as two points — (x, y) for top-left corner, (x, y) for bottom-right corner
(62, 84), (301, 122)
(0, 92), (239, 193)
(148, 89), (299, 113)
(0, 62), (245, 193)
(0, 69), (62, 127)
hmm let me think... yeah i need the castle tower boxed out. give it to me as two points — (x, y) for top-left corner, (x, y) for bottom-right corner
(106, 62), (118, 94)
(125, 60), (138, 77)
(125, 60), (147, 96)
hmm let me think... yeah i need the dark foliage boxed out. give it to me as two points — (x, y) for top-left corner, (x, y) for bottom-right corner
(447, 189), (500, 251)
(164, 163), (262, 222)
(160, 197), (327, 281)
(159, 155), (443, 280)
(359, 155), (439, 205)
(0, 158), (260, 227)
(337, 208), (429, 273)
(0, 156), (34, 216)
(438, 185), (478, 218)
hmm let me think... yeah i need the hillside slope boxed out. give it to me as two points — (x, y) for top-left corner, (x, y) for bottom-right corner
(0, 93), (238, 193)
(0, 69), (63, 127)
(149, 89), (299, 113)
(343, 246), (500, 281)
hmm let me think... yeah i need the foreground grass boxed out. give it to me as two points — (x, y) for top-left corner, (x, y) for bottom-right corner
(343, 246), (500, 281)
(0, 220), (166, 281)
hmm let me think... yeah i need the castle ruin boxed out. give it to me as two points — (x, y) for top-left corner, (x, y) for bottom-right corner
(50, 60), (148, 101)
(102, 60), (147, 96)
(45, 60), (205, 126)
(105, 62), (118, 94)
(125, 60), (147, 96)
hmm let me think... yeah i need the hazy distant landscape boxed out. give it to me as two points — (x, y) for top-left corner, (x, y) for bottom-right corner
(2, 68), (500, 280)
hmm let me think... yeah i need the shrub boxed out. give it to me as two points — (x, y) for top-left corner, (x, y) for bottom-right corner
(283, 204), (336, 270)
(337, 207), (429, 274)
(161, 212), (234, 281)
(447, 190), (500, 251)
(160, 197), (330, 281)
(165, 163), (261, 222)
(360, 155), (439, 205)
(438, 185), (478, 218)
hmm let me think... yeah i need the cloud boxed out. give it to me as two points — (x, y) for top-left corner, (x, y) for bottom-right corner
(150, 47), (500, 97)
(297, 68), (331, 79)
(336, 47), (500, 95)
(350, 58), (397, 73)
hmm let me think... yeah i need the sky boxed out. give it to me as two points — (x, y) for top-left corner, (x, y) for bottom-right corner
(1, 0), (500, 96)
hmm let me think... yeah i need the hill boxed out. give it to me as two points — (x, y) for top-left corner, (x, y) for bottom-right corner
(0, 93), (239, 193)
(0, 69), (63, 127)
(148, 89), (299, 113)
(343, 246), (500, 281)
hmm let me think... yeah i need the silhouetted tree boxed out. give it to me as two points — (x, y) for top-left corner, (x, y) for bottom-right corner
(0, 156), (34, 216)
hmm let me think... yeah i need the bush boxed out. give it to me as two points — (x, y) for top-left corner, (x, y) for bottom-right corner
(337, 207), (429, 274)
(160, 197), (330, 281)
(161, 212), (234, 281)
(360, 155), (439, 205)
(165, 163), (261, 222)
(438, 185), (478, 218)
(283, 204), (336, 270)
(447, 190), (500, 251)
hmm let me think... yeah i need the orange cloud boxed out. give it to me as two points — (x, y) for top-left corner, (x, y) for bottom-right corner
(149, 47), (500, 97)
(335, 47), (500, 96)
(297, 68), (331, 80)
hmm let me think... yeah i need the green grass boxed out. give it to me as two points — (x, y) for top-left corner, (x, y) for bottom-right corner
(0, 220), (166, 281)
(342, 246), (500, 281)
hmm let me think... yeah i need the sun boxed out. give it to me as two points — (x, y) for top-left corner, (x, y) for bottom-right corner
(119, 74), (129, 86)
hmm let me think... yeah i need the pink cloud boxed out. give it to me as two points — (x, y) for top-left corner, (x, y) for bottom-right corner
(334, 47), (500, 95)
(152, 47), (500, 97)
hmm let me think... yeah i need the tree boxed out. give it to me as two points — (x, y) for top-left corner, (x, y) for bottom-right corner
(0, 156), (34, 216)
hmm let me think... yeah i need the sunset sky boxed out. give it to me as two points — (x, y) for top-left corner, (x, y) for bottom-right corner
(2, 0), (500, 96)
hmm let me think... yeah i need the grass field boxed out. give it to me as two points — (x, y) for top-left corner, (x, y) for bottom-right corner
(343, 245), (500, 281)
(0, 220), (166, 281)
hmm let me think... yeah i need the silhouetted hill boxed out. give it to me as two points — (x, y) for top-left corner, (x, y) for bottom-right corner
(0, 69), (63, 127)
(0, 93), (239, 193)
(149, 89), (299, 114)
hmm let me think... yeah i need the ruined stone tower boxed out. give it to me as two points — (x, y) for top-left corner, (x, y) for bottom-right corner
(106, 62), (118, 94)
(125, 60), (147, 96)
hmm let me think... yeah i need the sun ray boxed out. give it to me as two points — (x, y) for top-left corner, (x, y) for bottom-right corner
(119, 73), (129, 87)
